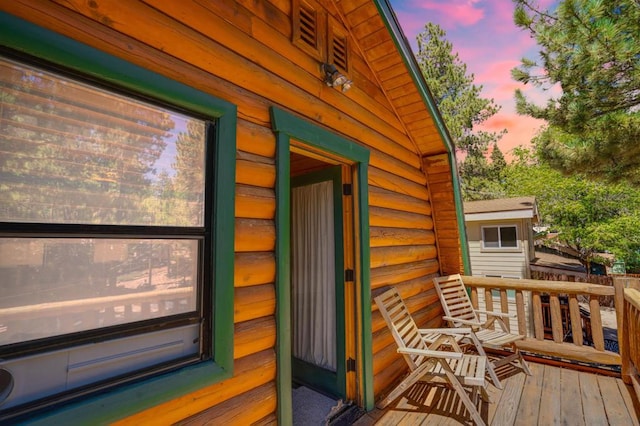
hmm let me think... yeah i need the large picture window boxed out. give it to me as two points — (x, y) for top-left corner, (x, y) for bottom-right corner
(0, 47), (233, 419)
(482, 225), (518, 249)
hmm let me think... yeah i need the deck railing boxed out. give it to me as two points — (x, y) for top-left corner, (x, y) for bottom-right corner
(461, 275), (620, 366)
(0, 287), (195, 345)
(619, 278), (640, 397)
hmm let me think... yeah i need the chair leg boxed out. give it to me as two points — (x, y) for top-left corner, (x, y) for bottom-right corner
(514, 344), (532, 375)
(376, 362), (433, 409)
(480, 384), (490, 403)
(440, 361), (486, 426)
(466, 333), (502, 389)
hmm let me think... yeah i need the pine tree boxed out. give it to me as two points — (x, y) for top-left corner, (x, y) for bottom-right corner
(512, 0), (640, 185)
(415, 23), (506, 199)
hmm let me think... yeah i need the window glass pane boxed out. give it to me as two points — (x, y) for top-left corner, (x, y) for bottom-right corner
(0, 57), (207, 226)
(0, 238), (198, 347)
(483, 227), (499, 248)
(490, 289), (516, 299)
(500, 226), (517, 247)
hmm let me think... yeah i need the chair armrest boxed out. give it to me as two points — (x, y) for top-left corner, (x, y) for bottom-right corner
(397, 347), (463, 360)
(442, 316), (483, 327)
(474, 309), (515, 319)
(418, 327), (473, 335)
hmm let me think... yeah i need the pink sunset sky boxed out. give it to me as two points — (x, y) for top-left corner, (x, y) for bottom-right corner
(388, 0), (560, 159)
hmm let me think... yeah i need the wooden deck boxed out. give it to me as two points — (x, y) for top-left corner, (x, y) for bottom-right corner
(354, 362), (639, 425)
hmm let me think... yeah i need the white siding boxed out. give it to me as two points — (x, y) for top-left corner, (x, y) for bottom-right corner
(466, 219), (532, 278)
(474, 290), (533, 337)
(465, 218), (535, 336)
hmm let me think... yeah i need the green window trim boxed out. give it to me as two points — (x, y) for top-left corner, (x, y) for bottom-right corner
(271, 107), (373, 423)
(0, 12), (236, 424)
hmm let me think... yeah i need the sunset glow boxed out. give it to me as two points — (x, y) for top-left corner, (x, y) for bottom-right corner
(390, 0), (559, 159)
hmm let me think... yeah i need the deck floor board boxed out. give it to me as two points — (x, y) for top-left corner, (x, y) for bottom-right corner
(560, 368), (584, 425)
(580, 372), (608, 426)
(538, 363), (562, 425)
(490, 370), (525, 426)
(513, 362), (543, 425)
(356, 362), (639, 426)
(598, 375), (635, 426)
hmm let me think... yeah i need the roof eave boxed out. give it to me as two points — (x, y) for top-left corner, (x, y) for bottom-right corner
(372, 0), (470, 274)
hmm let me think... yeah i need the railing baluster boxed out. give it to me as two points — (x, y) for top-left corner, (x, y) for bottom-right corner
(568, 294), (583, 346)
(550, 294), (563, 343)
(484, 287), (494, 329)
(532, 291), (544, 340)
(516, 290), (526, 337)
(471, 287), (478, 310)
(484, 287), (494, 312)
(500, 289), (510, 332)
(589, 295), (605, 351)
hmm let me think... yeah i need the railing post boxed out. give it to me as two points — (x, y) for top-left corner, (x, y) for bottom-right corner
(614, 278), (630, 384)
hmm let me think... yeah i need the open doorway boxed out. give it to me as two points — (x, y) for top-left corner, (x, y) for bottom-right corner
(290, 152), (347, 399)
(271, 106), (374, 422)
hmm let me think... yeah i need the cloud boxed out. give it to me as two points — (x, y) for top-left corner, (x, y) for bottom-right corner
(394, 10), (428, 39)
(389, 0), (561, 159)
(490, 83), (523, 104)
(409, 0), (485, 28)
(518, 82), (562, 108)
(476, 113), (546, 159)
(474, 60), (521, 84)
(488, 0), (516, 29)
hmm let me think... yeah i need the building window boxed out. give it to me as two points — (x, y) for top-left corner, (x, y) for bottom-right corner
(485, 275), (521, 299)
(0, 41), (234, 419)
(482, 225), (518, 249)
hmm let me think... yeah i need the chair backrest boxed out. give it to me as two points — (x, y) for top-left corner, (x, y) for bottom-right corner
(433, 274), (480, 327)
(373, 287), (428, 371)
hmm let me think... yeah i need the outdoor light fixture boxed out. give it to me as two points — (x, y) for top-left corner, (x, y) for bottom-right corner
(321, 63), (352, 93)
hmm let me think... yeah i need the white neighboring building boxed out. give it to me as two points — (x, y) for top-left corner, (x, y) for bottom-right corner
(464, 197), (539, 335)
(464, 196), (539, 279)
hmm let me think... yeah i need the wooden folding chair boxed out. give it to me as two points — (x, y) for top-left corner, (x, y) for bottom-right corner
(433, 274), (531, 388)
(374, 287), (489, 425)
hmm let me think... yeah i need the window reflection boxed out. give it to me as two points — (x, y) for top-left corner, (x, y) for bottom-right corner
(0, 57), (207, 227)
(0, 238), (198, 346)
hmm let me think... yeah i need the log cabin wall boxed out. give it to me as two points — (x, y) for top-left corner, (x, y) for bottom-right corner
(423, 153), (466, 275)
(0, 0), (463, 422)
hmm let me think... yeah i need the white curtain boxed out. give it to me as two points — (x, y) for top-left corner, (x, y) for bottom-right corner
(291, 180), (336, 371)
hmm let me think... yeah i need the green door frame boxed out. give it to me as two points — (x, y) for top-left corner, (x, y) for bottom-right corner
(271, 107), (373, 424)
(291, 166), (346, 398)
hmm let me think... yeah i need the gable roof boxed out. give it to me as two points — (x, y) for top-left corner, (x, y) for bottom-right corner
(340, 0), (471, 273)
(464, 197), (539, 222)
(339, 0), (455, 158)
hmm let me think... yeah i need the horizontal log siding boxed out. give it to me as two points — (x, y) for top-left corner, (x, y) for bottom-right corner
(423, 154), (463, 275)
(178, 382), (278, 425)
(1, 0), (455, 420)
(113, 350), (277, 425)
